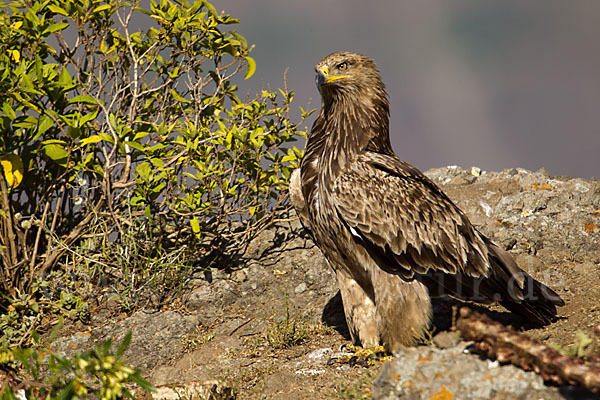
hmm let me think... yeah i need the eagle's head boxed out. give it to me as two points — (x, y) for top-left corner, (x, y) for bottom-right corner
(315, 51), (385, 99)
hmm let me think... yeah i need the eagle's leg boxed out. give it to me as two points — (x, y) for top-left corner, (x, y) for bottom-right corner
(325, 270), (391, 367)
(371, 270), (433, 352)
(335, 269), (380, 348)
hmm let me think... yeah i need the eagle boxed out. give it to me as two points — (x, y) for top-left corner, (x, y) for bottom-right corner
(289, 51), (564, 352)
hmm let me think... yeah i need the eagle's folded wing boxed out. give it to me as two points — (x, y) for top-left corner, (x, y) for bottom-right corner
(333, 152), (493, 278)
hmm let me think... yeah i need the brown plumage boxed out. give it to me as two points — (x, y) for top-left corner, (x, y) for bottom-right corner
(290, 51), (564, 352)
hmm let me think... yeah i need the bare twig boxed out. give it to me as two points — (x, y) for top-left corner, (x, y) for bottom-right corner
(0, 176), (17, 280)
(29, 199), (51, 280)
(38, 198), (105, 278)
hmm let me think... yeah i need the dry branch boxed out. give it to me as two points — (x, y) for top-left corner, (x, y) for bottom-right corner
(456, 307), (600, 393)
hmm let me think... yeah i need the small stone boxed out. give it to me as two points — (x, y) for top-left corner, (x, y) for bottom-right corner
(432, 331), (461, 348)
(536, 167), (550, 177)
(294, 282), (307, 294)
(231, 269), (247, 282)
(307, 347), (333, 360)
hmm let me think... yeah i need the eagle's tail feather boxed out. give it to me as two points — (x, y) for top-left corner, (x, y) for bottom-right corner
(487, 240), (564, 325)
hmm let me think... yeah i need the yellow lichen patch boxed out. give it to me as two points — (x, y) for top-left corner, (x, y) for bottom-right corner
(428, 385), (454, 400)
(273, 269), (287, 275)
(528, 183), (554, 191)
(584, 223), (599, 235)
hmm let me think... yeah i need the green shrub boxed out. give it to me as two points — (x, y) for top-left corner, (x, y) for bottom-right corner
(0, 0), (309, 343)
(0, 330), (154, 399)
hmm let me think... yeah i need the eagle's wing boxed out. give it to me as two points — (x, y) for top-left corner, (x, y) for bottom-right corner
(332, 151), (546, 306)
(333, 153), (491, 277)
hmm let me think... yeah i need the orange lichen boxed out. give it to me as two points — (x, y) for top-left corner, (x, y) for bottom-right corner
(528, 183), (554, 191)
(428, 386), (454, 400)
(417, 355), (432, 362)
(584, 222), (599, 234)
(402, 380), (414, 390)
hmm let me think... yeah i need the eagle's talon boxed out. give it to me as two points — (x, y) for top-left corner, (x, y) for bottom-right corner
(328, 344), (392, 368)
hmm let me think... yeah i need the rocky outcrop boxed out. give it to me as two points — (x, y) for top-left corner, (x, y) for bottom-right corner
(51, 167), (600, 399)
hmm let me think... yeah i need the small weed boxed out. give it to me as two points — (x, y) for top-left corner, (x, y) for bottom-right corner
(418, 326), (436, 346)
(0, 283), (88, 347)
(183, 325), (216, 352)
(550, 331), (596, 359)
(265, 295), (309, 349)
(333, 368), (376, 399)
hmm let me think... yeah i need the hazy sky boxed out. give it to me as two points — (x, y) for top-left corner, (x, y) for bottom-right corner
(211, 1), (600, 179)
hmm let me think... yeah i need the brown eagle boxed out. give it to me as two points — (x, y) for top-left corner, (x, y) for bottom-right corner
(289, 51), (564, 352)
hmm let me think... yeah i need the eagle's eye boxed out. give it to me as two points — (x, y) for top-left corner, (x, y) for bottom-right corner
(336, 62), (348, 72)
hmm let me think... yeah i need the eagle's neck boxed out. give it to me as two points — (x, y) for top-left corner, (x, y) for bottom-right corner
(300, 85), (390, 215)
(317, 87), (390, 181)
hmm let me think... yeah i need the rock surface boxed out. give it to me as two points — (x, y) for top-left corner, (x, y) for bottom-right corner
(374, 345), (554, 400)
(51, 167), (600, 399)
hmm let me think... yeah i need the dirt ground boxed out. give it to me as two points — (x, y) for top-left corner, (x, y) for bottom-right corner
(52, 166), (600, 399)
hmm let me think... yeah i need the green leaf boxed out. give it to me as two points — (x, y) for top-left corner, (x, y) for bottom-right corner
(1, 102), (16, 120)
(79, 135), (104, 146)
(58, 67), (72, 87)
(204, 1), (219, 18)
(244, 56), (256, 80)
(92, 4), (111, 13)
(170, 89), (190, 103)
(136, 162), (151, 181)
(122, 141), (145, 151)
(48, 317), (64, 343)
(79, 110), (98, 126)
(116, 332), (132, 358)
(43, 22), (69, 35)
(37, 114), (54, 134)
(232, 32), (248, 50)
(69, 95), (98, 105)
(42, 142), (69, 165)
(48, 4), (68, 15)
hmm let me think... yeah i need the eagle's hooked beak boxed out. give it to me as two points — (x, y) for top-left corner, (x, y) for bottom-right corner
(316, 66), (347, 90)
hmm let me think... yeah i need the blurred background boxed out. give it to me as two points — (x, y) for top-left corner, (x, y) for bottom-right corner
(213, 0), (600, 179)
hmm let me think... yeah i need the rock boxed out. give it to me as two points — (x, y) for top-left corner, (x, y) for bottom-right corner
(372, 346), (564, 400)
(294, 282), (307, 294)
(52, 310), (199, 372)
(136, 379), (234, 400)
(432, 331), (460, 349)
(243, 228), (277, 259)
